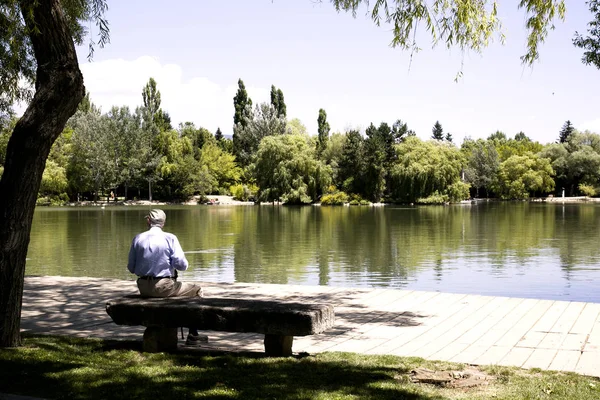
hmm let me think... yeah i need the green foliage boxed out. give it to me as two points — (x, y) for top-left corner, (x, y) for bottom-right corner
(253, 134), (331, 204)
(229, 183), (257, 201)
(287, 118), (308, 136)
(446, 180), (471, 202)
(0, 0), (109, 114)
(362, 123), (389, 202)
(142, 78), (161, 118)
(391, 119), (415, 143)
(559, 120), (575, 143)
(540, 132), (600, 196)
(338, 130), (365, 195)
(199, 142), (241, 191)
(270, 85), (286, 118)
(331, 0), (566, 68)
(488, 130), (507, 142)
(233, 103), (289, 167)
(514, 131), (530, 141)
(573, 0), (600, 69)
(416, 191), (449, 204)
(492, 153), (555, 199)
(463, 139), (500, 197)
(233, 78), (253, 128)
(389, 137), (465, 203)
(40, 160), (68, 196)
(320, 188), (349, 205)
(317, 108), (330, 156)
(579, 183), (597, 197)
(431, 120), (444, 140)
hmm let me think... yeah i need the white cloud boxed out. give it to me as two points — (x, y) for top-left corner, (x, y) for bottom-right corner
(579, 118), (600, 133)
(80, 56), (269, 134)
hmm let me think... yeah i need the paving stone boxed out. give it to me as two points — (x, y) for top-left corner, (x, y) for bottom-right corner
(570, 303), (600, 334)
(498, 347), (535, 367)
(522, 348), (557, 370)
(549, 350), (580, 372)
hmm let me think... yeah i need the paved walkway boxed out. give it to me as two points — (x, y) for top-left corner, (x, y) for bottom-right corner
(21, 276), (600, 377)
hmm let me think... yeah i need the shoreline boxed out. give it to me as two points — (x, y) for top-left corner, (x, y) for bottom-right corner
(44, 194), (600, 208)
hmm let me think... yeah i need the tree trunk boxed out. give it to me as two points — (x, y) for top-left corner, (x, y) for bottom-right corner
(0, 0), (84, 347)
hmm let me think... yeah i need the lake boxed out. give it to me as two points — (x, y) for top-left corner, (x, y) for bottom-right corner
(25, 202), (600, 302)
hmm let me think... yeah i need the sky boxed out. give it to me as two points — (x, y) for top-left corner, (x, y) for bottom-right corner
(62, 0), (600, 145)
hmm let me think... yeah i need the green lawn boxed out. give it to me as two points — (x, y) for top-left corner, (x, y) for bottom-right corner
(0, 334), (598, 400)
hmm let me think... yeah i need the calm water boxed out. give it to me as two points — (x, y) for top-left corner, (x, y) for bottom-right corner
(26, 203), (600, 302)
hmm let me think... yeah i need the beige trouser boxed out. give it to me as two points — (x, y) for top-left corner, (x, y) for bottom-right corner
(137, 278), (203, 298)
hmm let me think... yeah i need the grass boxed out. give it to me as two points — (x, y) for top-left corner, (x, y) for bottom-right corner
(0, 334), (598, 400)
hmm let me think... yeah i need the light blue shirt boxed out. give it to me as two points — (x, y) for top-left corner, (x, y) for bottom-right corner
(127, 226), (189, 277)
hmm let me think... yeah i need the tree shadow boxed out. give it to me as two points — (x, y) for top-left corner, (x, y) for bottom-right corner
(2, 335), (444, 400)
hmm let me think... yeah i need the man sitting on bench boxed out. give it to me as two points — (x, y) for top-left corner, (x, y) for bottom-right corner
(127, 208), (205, 346)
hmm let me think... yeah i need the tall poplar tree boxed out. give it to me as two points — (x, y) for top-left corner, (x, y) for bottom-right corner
(317, 108), (330, 156)
(233, 79), (252, 128)
(270, 85), (286, 118)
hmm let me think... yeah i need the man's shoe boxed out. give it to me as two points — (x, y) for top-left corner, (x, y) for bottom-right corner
(186, 333), (208, 346)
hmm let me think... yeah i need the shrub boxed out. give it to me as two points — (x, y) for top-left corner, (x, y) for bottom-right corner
(579, 183), (596, 197)
(321, 191), (349, 205)
(446, 181), (471, 202)
(230, 184), (256, 201)
(416, 191), (449, 205)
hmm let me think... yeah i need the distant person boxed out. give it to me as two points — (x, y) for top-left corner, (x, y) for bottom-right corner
(127, 209), (205, 346)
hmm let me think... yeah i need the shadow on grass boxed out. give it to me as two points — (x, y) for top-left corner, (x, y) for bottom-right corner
(0, 334), (443, 400)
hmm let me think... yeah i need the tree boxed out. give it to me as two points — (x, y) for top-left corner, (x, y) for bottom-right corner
(488, 131), (507, 142)
(389, 137), (466, 203)
(317, 108), (330, 156)
(492, 153), (555, 199)
(232, 102), (289, 167)
(391, 119), (415, 143)
(431, 121), (444, 140)
(0, 0), (109, 347)
(573, 0), (600, 69)
(142, 78), (161, 119)
(362, 123), (388, 202)
(270, 85), (286, 118)
(253, 134), (330, 204)
(514, 131), (530, 141)
(215, 127), (223, 142)
(445, 132), (453, 143)
(338, 130), (365, 196)
(199, 142), (241, 192)
(559, 120), (575, 143)
(233, 79), (254, 163)
(463, 139), (500, 197)
(233, 78), (252, 128)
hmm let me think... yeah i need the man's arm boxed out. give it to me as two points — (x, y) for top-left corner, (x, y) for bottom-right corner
(170, 235), (189, 271)
(127, 238), (137, 274)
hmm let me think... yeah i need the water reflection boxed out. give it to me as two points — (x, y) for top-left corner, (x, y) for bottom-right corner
(26, 203), (600, 302)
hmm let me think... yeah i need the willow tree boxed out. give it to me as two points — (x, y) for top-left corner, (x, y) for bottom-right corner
(331, 0), (566, 68)
(0, 0), (108, 347)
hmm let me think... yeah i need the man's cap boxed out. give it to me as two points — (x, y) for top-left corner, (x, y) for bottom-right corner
(146, 209), (166, 226)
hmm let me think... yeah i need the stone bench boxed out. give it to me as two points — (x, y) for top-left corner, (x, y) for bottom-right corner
(106, 296), (335, 356)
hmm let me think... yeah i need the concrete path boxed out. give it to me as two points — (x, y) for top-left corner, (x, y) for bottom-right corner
(21, 276), (600, 378)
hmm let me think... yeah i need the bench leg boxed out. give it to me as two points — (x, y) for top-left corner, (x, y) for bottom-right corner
(143, 327), (178, 353)
(264, 334), (293, 357)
